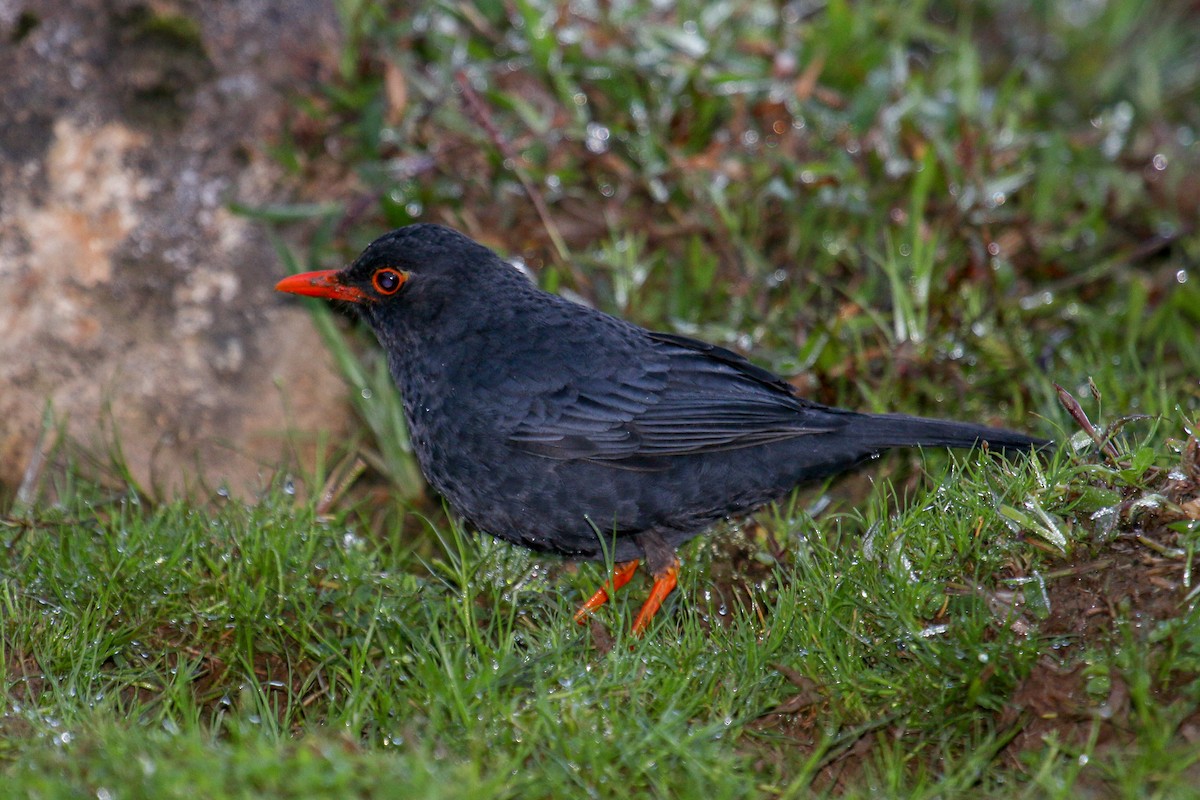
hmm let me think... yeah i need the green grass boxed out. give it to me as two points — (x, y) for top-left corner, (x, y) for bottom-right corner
(4, 432), (1198, 796)
(6, 0), (1200, 796)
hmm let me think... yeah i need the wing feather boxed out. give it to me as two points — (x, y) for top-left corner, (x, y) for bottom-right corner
(505, 328), (843, 463)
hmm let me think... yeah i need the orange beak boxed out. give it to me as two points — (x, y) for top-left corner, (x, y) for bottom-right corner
(275, 270), (369, 304)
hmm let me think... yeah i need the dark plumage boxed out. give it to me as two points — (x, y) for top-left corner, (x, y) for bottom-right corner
(277, 223), (1048, 633)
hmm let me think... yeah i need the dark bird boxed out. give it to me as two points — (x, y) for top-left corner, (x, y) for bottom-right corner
(276, 224), (1048, 635)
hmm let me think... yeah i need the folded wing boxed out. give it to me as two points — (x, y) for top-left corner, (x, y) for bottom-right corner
(506, 330), (843, 463)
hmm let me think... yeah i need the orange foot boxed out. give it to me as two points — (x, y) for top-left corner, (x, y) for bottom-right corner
(631, 560), (679, 636)
(573, 559), (640, 623)
(573, 557), (681, 637)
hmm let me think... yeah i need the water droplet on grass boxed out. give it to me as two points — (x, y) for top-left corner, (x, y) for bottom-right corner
(585, 123), (610, 154)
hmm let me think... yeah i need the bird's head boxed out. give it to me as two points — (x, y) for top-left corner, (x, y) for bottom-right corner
(275, 224), (522, 337)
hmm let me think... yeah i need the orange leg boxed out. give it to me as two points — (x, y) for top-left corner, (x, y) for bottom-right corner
(630, 558), (680, 637)
(573, 559), (640, 624)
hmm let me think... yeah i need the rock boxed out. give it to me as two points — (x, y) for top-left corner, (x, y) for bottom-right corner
(0, 0), (353, 499)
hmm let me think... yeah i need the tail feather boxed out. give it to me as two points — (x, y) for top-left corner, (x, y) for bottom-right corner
(848, 412), (1050, 454)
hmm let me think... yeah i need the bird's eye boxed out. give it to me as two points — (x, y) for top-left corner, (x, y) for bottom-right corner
(372, 268), (406, 295)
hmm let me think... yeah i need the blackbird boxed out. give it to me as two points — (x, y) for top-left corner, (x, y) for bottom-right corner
(276, 224), (1048, 635)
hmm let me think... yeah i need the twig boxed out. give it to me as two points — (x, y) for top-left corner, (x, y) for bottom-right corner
(454, 70), (586, 287)
(1054, 383), (1122, 464)
(315, 456), (367, 517)
(14, 403), (59, 515)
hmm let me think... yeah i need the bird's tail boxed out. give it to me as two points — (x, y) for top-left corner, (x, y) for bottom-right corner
(847, 412), (1050, 455)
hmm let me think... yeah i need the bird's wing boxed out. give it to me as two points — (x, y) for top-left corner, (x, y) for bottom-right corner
(505, 329), (842, 463)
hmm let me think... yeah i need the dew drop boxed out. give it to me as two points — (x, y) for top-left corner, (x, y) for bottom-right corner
(585, 122), (610, 154)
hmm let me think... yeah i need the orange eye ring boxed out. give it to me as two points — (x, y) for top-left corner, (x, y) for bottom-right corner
(372, 268), (406, 295)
